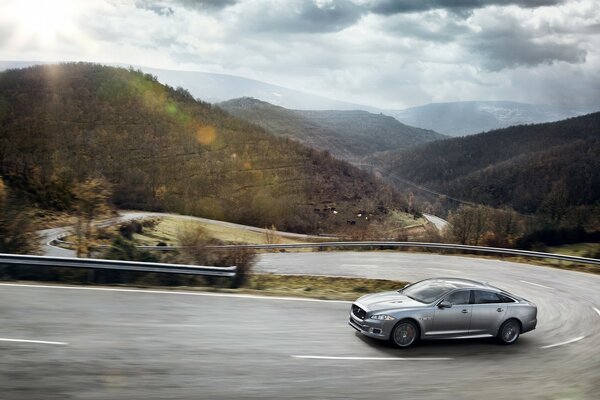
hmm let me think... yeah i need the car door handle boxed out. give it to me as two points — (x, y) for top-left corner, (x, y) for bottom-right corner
(461, 309), (468, 313)
(497, 308), (504, 312)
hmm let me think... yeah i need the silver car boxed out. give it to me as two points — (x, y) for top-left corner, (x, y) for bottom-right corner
(349, 278), (537, 348)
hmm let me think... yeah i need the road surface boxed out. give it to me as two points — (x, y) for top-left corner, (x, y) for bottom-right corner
(422, 213), (449, 231)
(1, 251), (599, 399)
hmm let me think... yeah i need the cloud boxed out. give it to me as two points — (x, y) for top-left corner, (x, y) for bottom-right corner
(381, 11), (470, 43)
(370, 0), (566, 16)
(135, 0), (238, 15)
(235, 0), (365, 34)
(466, 11), (588, 71)
(134, 1), (174, 16)
(171, 0), (239, 11)
(1, 0), (599, 109)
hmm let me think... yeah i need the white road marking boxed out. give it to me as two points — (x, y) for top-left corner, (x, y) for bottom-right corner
(540, 336), (585, 349)
(0, 283), (351, 304)
(593, 307), (600, 318)
(292, 355), (453, 361)
(0, 338), (68, 346)
(519, 280), (554, 290)
(341, 264), (379, 268)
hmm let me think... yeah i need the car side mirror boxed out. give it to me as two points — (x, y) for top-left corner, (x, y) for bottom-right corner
(438, 300), (452, 309)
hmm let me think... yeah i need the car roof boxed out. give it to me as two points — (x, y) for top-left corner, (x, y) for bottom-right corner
(424, 277), (496, 291)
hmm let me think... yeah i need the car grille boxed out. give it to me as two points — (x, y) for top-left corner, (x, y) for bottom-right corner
(352, 304), (367, 320)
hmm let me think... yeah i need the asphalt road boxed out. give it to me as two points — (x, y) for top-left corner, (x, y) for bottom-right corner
(1, 252), (599, 399)
(422, 213), (449, 231)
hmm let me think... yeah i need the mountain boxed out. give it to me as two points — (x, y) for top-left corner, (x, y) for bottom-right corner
(387, 101), (600, 136)
(374, 113), (600, 219)
(0, 61), (378, 111)
(219, 97), (445, 164)
(0, 63), (401, 233)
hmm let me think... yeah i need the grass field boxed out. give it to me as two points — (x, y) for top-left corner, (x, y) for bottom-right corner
(131, 216), (306, 246)
(546, 242), (600, 258)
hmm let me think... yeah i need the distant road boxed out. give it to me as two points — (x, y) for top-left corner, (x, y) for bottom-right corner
(422, 213), (449, 230)
(39, 211), (329, 256)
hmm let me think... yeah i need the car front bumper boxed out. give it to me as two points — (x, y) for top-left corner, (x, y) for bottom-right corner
(348, 313), (391, 340)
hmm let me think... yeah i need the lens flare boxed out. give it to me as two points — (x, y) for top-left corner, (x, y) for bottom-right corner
(196, 125), (217, 145)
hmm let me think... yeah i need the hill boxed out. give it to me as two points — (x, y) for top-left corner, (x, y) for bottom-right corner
(387, 101), (599, 136)
(0, 63), (401, 233)
(0, 61), (378, 111)
(219, 97), (444, 164)
(374, 113), (600, 221)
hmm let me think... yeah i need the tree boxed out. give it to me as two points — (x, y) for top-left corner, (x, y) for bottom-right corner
(73, 177), (113, 257)
(447, 205), (475, 244)
(0, 178), (40, 254)
(540, 180), (569, 225)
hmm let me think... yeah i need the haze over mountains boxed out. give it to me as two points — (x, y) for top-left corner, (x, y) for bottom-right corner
(0, 61), (377, 112)
(388, 101), (600, 137)
(2, 61), (597, 137)
(219, 97), (444, 164)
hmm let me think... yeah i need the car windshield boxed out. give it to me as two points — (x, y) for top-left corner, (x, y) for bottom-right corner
(401, 280), (460, 303)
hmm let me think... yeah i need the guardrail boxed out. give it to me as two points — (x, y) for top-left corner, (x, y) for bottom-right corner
(0, 253), (237, 277)
(47, 239), (600, 266)
(210, 241), (600, 266)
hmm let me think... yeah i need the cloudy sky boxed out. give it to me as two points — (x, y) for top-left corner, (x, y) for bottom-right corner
(1, 0), (599, 108)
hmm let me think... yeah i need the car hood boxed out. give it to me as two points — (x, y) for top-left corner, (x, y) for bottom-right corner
(355, 291), (427, 312)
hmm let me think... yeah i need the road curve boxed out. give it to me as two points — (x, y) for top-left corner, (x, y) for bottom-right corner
(40, 211), (329, 257)
(1, 252), (599, 399)
(422, 213), (449, 231)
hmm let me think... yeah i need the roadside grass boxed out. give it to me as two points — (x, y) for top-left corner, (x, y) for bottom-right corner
(243, 274), (408, 301)
(0, 274), (408, 302)
(546, 242), (600, 258)
(32, 210), (77, 230)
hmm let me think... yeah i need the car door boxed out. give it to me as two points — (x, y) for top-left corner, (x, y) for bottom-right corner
(429, 290), (472, 337)
(469, 290), (507, 336)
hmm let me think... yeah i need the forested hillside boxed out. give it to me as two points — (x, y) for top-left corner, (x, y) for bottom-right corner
(219, 97), (444, 164)
(374, 113), (600, 224)
(0, 63), (401, 233)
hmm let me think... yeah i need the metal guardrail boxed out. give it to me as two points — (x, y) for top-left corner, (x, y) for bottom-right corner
(0, 253), (237, 277)
(47, 238), (600, 266)
(210, 241), (600, 266)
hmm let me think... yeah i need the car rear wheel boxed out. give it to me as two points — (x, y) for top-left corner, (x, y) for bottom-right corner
(390, 320), (419, 348)
(497, 319), (521, 345)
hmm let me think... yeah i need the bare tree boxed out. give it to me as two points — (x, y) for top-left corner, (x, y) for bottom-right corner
(73, 177), (112, 258)
(0, 178), (41, 254)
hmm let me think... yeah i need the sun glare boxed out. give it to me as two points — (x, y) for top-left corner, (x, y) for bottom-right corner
(8, 0), (79, 48)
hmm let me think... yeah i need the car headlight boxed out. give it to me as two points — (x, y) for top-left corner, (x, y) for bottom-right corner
(369, 314), (396, 321)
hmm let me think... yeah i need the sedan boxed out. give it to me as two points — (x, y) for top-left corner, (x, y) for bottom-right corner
(349, 277), (537, 348)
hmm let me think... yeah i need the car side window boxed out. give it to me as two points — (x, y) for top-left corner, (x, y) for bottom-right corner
(445, 290), (470, 305)
(498, 294), (516, 303)
(474, 290), (502, 304)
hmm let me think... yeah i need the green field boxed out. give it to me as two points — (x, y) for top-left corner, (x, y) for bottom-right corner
(131, 216), (306, 246)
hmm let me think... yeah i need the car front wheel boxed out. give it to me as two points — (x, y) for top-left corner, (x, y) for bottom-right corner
(497, 319), (521, 345)
(390, 320), (419, 348)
